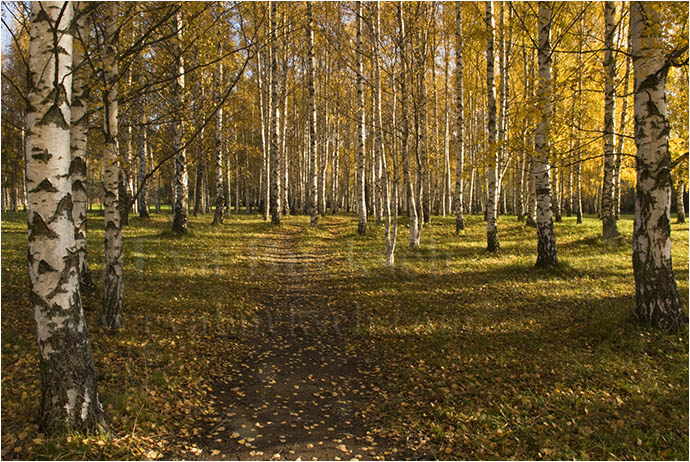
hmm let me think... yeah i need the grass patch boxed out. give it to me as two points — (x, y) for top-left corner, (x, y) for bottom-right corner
(1, 210), (687, 460)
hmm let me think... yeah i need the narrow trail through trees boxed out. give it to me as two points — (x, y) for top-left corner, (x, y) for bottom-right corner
(193, 219), (389, 460)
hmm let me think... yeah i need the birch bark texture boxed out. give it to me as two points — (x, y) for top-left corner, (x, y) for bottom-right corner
(26, 0), (105, 433)
(485, 2), (499, 252)
(270, 2), (282, 225)
(101, 1), (125, 329)
(212, 41), (225, 225)
(356, 1), (367, 235)
(172, 10), (189, 233)
(398, 3), (417, 248)
(70, 1), (93, 290)
(630, 2), (686, 330)
(601, 1), (620, 239)
(534, 1), (557, 267)
(454, 2), (465, 233)
(306, 2), (318, 227)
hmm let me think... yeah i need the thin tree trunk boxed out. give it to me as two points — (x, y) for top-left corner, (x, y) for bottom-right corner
(614, 37), (632, 220)
(270, 2), (281, 225)
(172, 10), (188, 233)
(70, 1), (94, 290)
(601, 1), (619, 238)
(455, 2), (465, 233)
(306, 2), (318, 227)
(356, 1), (367, 235)
(398, 3), (417, 248)
(677, 181), (686, 224)
(485, 2), (499, 251)
(534, 2), (557, 266)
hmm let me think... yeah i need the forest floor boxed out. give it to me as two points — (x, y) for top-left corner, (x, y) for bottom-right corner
(1, 210), (688, 460)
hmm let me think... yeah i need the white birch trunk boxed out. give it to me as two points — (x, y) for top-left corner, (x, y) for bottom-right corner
(26, 0), (105, 433)
(601, 1), (619, 238)
(70, 1), (93, 290)
(485, 2), (499, 251)
(356, 1), (367, 235)
(455, 2), (465, 233)
(270, 2), (281, 225)
(307, 2), (318, 227)
(534, 1), (557, 266)
(630, 1), (686, 330)
(172, 10), (188, 233)
(101, 1), (125, 329)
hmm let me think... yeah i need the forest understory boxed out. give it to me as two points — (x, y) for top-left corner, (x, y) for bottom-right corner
(1, 210), (688, 461)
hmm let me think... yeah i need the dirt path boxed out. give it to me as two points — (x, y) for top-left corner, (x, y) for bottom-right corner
(194, 219), (389, 461)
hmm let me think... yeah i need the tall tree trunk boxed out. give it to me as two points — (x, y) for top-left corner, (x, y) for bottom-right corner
(534, 2), (557, 266)
(356, 1), (367, 235)
(193, 80), (205, 218)
(212, 44), (224, 225)
(138, 110), (149, 218)
(398, 3), (417, 247)
(270, 2), (281, 225)
(614, 37), (632, 220)
(26, 0), (105, 434)
(485, 2), (499, 251)
(101, 1), (125, 329)
(454, 2), (465, 233)
(258, 46), (270, 221)
(371, 2), (395, 266)
(172, 10), (188, 233)
(307, 2), (318, 227)
(630, 1), (686, 330)
(601, 1), (619, 239)
(70, 1), (94, 291)
(575, 13), (584, 224)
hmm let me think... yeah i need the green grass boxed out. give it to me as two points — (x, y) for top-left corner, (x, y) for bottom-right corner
(1, 210), (688, 460)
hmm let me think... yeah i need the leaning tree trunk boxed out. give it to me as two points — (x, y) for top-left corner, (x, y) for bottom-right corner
(270, 2), (281, 225)
(630, 1), (686, 331)
(101, 1), (124, 330)
(70, 1), (94, 291)
(306, 3), (318, 227)
(454, 2), (465, 233)
(26, 0), (105, 434)
(534, 1), (557, 267)
(601, 1), (619, 239)
(356, 1), (367, 235)
(172, 10), (188, 233)
(485, 2), (499, 251)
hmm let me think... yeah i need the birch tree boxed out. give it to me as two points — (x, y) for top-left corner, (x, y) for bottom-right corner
(601, 1), (619, 239)
(172, 10), (189, 233)
(630, 1), (687, 330)
(212, 41), (225, 225)
(534, 1), (557, 267)
(101, 1), (125, 329)
(270, 1), (281, 225)
(454, 1), (465, 233)
(356, 1), (367, 235)
(398, 3), (418, 248)
(70, 1), (93, 290)
(485, 1), (499, 252)
(26, 0), (105, 433)
(307, 2), (318, 227)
